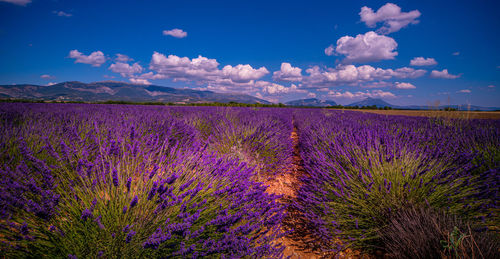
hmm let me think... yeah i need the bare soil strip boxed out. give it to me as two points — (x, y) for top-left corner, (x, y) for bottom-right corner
(266, 123), (373, 259)
(266, 126), (320, 258)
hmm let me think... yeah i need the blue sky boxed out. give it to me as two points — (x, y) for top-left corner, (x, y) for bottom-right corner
(0, 0), (499, 106)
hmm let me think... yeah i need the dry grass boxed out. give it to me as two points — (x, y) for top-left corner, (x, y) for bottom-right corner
(353, 110), (500, 120)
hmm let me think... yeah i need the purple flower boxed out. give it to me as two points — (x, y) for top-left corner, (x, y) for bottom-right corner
(20, 222), (29, 235)
(126, 230), (136, 243)
(126, 177), (132, 192)
(94, 216), (105, 229)
(81, 208), (93, 221)
(130, 196), (138, 208)
(122, 224), (130, 233)
(112, 169), (119, 187)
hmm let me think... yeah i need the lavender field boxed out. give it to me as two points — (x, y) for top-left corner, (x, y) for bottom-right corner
(0, 103), (498, 258)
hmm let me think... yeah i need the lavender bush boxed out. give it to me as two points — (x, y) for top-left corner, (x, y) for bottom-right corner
(0, 103), (286, 258)
(290, 109), (499, 253)
(176, 106), (293, 179)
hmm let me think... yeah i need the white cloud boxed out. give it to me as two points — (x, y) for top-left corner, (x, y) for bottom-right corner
(324, 45), (334, 56)
(47, 82), (56, 86)
(457, 89), (471, 93)
(302, 64), (426, 87)
(40, 74), (55, 79)
(410, 57), (437, 66)
(272, 62), (302, 82)
(307, 92), (317, 98)
(394, 82), (416, 89)
(257, 82), (307, 95)
(53, 11), (72, 17)
(222, 64), (269, 83)
(328, 89), (396, 99)
(255, 92), (279, 103)
(109, 62), (143, 77)
(487, 85), (495, 88)
(129, 78), (151, 85)
(148, 51), (268, 87)
(360, 81), (392, 89)
(69, 50), (106, 67)
(392, 67), (427, 78)
(163, 29), (187, 38)
(452, 52), (460, 56)
(360, 3), (421, 34)
(334, 31), (398, 63)
(258, 82), (290, 94)
(430, 69), (460, 79)
(0, 0), (31, 6)
(115, 54), (132, 62)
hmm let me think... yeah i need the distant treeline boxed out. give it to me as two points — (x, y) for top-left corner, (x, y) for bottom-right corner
(0, 99), (464, 111)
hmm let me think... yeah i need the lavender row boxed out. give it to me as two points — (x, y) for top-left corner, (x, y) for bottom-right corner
(0, 103), (291, 258)
(290, 109), (499, 253)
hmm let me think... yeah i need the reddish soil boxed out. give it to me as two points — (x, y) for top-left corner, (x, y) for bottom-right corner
(266, 127), (320, 258)
(266, 126), (373, 259)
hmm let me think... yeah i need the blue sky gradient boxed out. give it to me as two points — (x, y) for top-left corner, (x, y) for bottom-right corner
(0, 0), (499, 106)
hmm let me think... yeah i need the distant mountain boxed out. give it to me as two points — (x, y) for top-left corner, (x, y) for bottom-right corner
(347, 97), (393, 108)
(285, 98), (337, 107)
(346, 98), (500, 111)
(0, 81), (270, 104)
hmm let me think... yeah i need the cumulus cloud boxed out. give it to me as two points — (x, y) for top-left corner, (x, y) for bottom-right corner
(272, 62), (303, 82)
(148, 51), (268, 86)
(302, 64), (426, 87)
(457, 89), (471, 93)
(430, 69), (460, 79)
(255, 92), (279, 103)
(258, 82), (290, 95)
(129, 78), (151, 85)
(69, 50), (106, 67)
(452, 52), (460, 56)
(360, 81), (392, 89)
(257, 82), (307, 95)
(394, 82), (416, 89)
(334, 31), (398, 63)
(360, 3), (421, 34)
(115, 54), (132, 62)
(410, 57), (437, 66)
(149, 52), (219, 81)
(53, 11), (72, 17)
(307, 92), (317, 98)
(0, 0), (31, 6)
(328, 89), (396, 99)
(324, 45), (335, 56)
(40, 74), (55, 79)
(391, 67), (427, 78)
(222, 64), (269, 83)
(109, 62), (143, 77)
(47, 82), (56, 86)
(163, 29), (187, 38)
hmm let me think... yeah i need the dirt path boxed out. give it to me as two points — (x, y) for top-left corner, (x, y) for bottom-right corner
(266, 123), (370, 259)
(266, 125), (320, 258)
